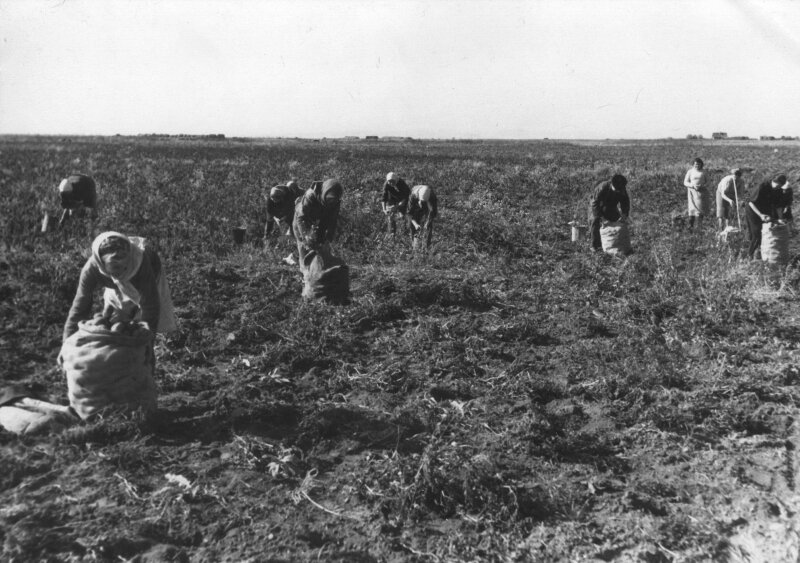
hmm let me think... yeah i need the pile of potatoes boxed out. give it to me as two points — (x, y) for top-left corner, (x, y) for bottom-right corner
(89, 314), (150, 336)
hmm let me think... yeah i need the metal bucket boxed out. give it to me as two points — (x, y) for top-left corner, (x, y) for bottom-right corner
(232, 227), (246, 245)
(571, 225), (587, 242)
(568, 222), (587, 242)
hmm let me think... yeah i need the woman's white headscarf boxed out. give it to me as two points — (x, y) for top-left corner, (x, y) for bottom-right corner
(90, 231), (145, 305)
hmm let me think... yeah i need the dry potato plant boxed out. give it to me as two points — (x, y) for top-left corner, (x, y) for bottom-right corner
(2, 135), (800, 561)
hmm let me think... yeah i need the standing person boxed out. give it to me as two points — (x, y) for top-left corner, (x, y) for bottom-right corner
(57, 174), (98, 237)
(382, 172), (411, 237)
(63, 232), (177, 342)
(589, 174), (630, 252)
(293, 179), (343, 256)
(263, 180), (304, 262)
(716, 168), (744, 231)
(407, 185), (438, 250)
(684, 158), (709, 229)
(746, 174), (786, 259)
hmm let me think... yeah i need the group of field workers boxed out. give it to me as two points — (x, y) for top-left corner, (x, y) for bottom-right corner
(263, 172), (438, 254)
(589, 161), (794, 261)
(0, 175), (180, 432)
(260, 173), (437, 304)
(2, 171), (441, 433)
(379, 172), (439, 249)
(681, 157), (793, 261)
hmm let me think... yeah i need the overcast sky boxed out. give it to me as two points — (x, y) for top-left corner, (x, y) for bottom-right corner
(1, 0), (799, 139)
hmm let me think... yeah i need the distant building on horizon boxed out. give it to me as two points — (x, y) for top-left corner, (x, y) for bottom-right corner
(712, 132), (728, 139)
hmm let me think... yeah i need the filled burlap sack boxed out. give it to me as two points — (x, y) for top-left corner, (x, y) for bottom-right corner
(60, 320), (157, 420)
(600, 221), (632, 256)
(761, 222), (790, 266)
(299, 245), (350, 304)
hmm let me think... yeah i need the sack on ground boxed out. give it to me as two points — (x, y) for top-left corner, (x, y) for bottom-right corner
(0, 398), (78, 435)
(600, 221), (632, 256)
(299, 246), (350, 304)
(761, 222), (790, 265)
(60, 320), (157, 420)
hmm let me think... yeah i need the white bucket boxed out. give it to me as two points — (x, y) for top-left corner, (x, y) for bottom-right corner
(568, 222), (587, 242)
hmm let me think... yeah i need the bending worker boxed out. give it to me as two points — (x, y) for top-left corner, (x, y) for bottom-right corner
(58, 174), (98, 237)
(407, 185), (438, 250)
(264, 180), (304, 261)
(293, 179), (343, 257)
(746, 174), (786, 259)
(589, 174), (630, 252)
(382, 172), (410, 237)
(63, 232), (177, 342)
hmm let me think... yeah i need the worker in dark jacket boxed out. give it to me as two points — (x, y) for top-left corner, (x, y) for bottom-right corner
(264, 180), (304, 262)
(264, 181), (303, 240)
(746, 174), (786, 258)
(293, 179), (343, 256)
(589, 174), (630, 251)
(58, 174), (98, 236)
(382, 172), (411, 237)
(407, 185), (438, 250)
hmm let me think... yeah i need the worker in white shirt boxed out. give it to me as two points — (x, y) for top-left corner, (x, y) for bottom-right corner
(684, 158), (709, 229)
(715, 168), (744, 231)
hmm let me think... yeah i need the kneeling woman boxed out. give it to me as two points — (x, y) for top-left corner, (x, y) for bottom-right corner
(63, 232), (176, 341)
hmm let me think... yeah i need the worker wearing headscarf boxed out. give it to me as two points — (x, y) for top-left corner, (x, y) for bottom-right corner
(382, 172), (411, 237)
(57, 174), (98, 237)
(407, 185), (438, 250)
(264, 180), (304, 241)
(63, 232), (177, 341)
(293, 180), (349, 303)
(293, 179), (343, 256)
(684, 158), (709, 229)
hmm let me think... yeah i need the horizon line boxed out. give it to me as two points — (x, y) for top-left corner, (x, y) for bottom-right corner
(2, 133), (798, 143)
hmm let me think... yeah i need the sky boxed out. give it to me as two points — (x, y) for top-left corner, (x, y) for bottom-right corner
(1, 0), (799, 140)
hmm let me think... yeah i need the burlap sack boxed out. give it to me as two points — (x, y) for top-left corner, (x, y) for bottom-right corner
(600, 221), (632, 256)
(761, 222), (790, 265)
(299, 246), (350, 304)
(0, 398), (77, 435)
(60, 320), (157, 420)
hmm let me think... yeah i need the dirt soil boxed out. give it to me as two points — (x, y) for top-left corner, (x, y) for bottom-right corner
(2, 136), (800, 562)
